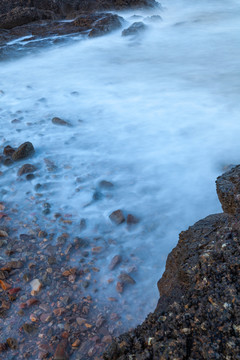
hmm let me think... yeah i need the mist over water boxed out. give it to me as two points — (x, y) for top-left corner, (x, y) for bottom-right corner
(1, 0), (240, 326)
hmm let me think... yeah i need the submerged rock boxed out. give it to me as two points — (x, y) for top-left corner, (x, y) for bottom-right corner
(18, 163), (37, 176)
(88, 14), (123, 38)
(122, 21), (147, 36)
(52, 117), (71, 126)
(12, 142), (35, 161)
(109, 210), (125, 225)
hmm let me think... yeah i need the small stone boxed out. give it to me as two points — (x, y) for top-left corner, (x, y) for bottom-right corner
(38, 230), (48, 238)
(118, 272), (136, 285)
(72, 339), (81, 348)
(99, 180), (114, 189)
(126, 214), (139, 225)
(109, 255), (122, 270)
(18, 164), (37, 176)
(0, 230), (8, 237)
(3, 145), (15, 156)
(116, 282), (123, 293)
(109, 210), (125, 225)
(53, 339), (69, 360)
(6, 338), (18, 349)
(52, 117), (71, 126)
(30, 279), (42, 295)
(12, 142), (35, 161)
(8, 287), (21, 295)
(22, 323), (37, 334)
(40, 313), (52, 323)
(102, 335), (112, 343)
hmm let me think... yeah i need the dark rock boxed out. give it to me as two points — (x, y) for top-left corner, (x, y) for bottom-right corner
(0, 7), (56, 30)
(122, 21), (147, 36)
(88, 14), (123, 38)
(6, 338), (17, 349)
(12, 142), (35, 161)
(53, 339), (69, 360)
(126, 214), (139, 225)
(99, 180), (114, 189)
(3, 145), (15, 156)
(18, 163), (37, 176)
(118, 272), (135, 285)
(109, 210), (125, 225)
(216, 164), (240, 215)
(3, 157), (13, 166)
(52, 117), (71, 126)
(26, 173), (35, 180)
(109, 255), (122, 270)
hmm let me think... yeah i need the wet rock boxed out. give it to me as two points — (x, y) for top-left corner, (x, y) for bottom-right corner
(22, 322), (37, 334)
(30, 278), (42, 295)
(109, 210), (125, 225)
(99, 180), (114, 189)
(0, 343), (7, 352)
(109, 255), (122, 270)
(53, 339), (69, 360)
(118, 272), (136, 285)
(126, 214), (139, 225)
(122, 21), (147, 36)
(3, 145), (15, 156)
(18, 163), (37, 176)
(6, 338), (17, 349)
(116, 281), (123, 293)
(0, 6), (56, 29)
(52, 117), (71, 126)
(216, 164), (240, 215)
(0, 230), (8, 237)
(88, 14), (123, 38)
(12, 141), (35, 161)
(3, 157), (14, 166)
(79, 218), (87, 231)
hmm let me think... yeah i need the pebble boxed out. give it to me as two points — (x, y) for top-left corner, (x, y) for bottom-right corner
(30, 279), (42, 295)
(109, 255), (122, 270)
(0, 230), (8, 237)
(109, 210), (125, 225)
(52, 117), (71, 127)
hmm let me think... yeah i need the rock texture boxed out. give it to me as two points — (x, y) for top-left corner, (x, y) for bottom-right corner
(104, 166), (240, 359)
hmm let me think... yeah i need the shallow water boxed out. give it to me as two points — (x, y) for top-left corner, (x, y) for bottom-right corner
(0, 0), (240, 332)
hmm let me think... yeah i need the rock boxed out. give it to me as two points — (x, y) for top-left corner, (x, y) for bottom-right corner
(6, 338), (17, 349)
(3, 145), (15, 156)
(12, 142), (35, 161)
(126, 214), (139, 225)
(122, 21), (147, 36)
(18, 163), (37, 176)
(216, 165), (240, 215)
(71, 339), (80, 348)
(104, 165), (240, 360)
(0, 230), (8, 237)
(109, 210), (125, 225)
(88, 14), (123, 38)
(116, 281), (123, 293)
(0, 7), (56, 30)
(118, 272), (136, 285)
(30, 278), (42, 295)
(109, 255), (122, 270)
(52, 117), (71, 126)
(22, 323), (37, 334)
(99, 180), (114, 189)
(53, 339), (69, 360)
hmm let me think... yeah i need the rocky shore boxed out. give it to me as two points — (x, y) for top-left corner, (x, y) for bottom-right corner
(103, 166), (240, 359)
(0, 0), (159, 53)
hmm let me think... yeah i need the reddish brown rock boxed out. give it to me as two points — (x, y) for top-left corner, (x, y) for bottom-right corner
(53, 339), (69, 360)
(18, 163), (37, 176)
(109, 210), (125, 225)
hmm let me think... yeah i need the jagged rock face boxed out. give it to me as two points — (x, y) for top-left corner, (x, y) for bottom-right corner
(104, 165), (240, 359)
(216, 165), (240, 215)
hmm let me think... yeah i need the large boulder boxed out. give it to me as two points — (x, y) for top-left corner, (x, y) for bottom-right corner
(88, 13), (124, 37)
